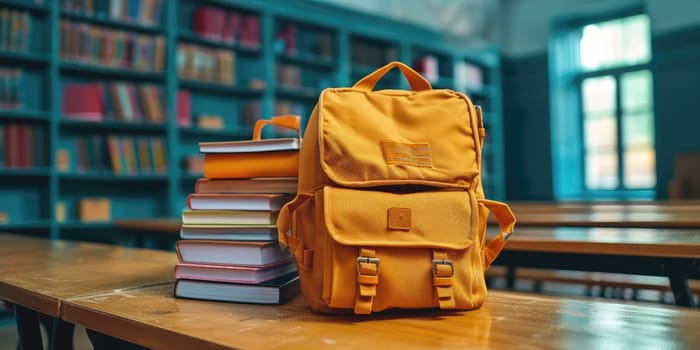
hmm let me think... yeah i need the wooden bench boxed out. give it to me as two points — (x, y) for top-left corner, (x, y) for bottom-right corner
(486, 266), (700, 302)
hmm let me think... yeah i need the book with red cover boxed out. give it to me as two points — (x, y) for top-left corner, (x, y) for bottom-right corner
(222, 12), (241, 44)
(176, 240), (293, 266)
(62, 83), (105, 121)
(174, 260), (296, 284)
(187, 193), (293, 211)
(176, 90), (191, 127)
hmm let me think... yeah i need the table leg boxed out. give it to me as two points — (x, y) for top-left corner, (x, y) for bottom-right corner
(506, 265), (516, 289)
(14, 305), (42, 350)
(43, 315), (74, 350)
(669, 276), (695, 307)
(86, 328), (148, 350)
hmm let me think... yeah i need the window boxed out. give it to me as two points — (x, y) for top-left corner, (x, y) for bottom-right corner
(551, 11), (655, 199)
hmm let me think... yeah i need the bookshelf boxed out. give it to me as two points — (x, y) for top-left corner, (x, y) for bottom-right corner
(0, 0), (506, 242)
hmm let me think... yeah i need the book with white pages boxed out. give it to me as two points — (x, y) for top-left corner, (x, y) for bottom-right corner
(176, 240), (293, 266)
(180, 224), (278, 241)
(181, 210), (278, 225)
(199, 138), (300, 153)
(187, 193), (294, 211)
(195, 177), (298, 194)
(175, 272), (300, 305)
(174, 260), (297, 284)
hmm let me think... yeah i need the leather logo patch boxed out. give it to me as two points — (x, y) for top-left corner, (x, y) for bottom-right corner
(387, 207), (411, 231)
(380, 140), (432, 168)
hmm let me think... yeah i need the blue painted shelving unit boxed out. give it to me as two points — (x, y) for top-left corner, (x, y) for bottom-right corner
(0, 0), (505, 242)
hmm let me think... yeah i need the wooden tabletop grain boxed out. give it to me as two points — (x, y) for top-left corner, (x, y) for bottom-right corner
(62, 283), (700, 350)
(0, 233), (177, 316)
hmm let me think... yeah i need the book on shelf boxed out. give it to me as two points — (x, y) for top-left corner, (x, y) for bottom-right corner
(0, 9), (33, 52)
(0, 68), (23, 110)
(176, 44), (235, 85)
(2, 123), (46, 168)
(102, 135), (167, 174)
(204, 151), (298, 179)
(176, 240), (292, 266)
(176, 90), (191, 127)
(181, 209), (278, 225)
(175, 272), (300, 305)
(187, 193), (294, 211)
(59, 20), (165, 71)
(180, 224), (279, 241)
(63, 82), (166, 123)
(195, 177), (298, 194)
(199, 138), (299, 153)
(62, 83), (105, 121)
(62, 0), (163, 26)
(174, 260), (297, 284)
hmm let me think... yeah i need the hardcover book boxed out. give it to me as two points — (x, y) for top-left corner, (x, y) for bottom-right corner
(180, 224), (278, 241)
(174, 260), (296, 284)
(186, 193), (293, 211)
(195, 177), (298, 194)
(176, 240), (292, 266)
(203, 151), (298, 179)
(199, 138), (299, 153)
(175, 272), (300, 305)
(181, 209), (278, 225)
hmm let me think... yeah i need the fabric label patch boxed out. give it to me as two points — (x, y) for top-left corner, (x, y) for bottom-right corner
(387, 207), (412, 231)
(380, 140), (432, 168)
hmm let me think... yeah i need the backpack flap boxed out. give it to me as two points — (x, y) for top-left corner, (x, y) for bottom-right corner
(318, 88), (480, 188)
(323, 186), (475, 249)
(318, 186), (484, 312)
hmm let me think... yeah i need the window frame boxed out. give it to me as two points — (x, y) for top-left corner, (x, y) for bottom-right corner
(550, 6), (655, 200)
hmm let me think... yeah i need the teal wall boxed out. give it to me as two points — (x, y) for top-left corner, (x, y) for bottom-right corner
(652, 26), (700, 198)
(502, 54), (554, 201)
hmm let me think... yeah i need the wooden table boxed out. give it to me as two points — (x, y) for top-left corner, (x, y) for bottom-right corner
(492, 227), (700, 306)
(502, 201), (700, 228)
(0, 233), (177, 349)
(62, 284), (700, 350)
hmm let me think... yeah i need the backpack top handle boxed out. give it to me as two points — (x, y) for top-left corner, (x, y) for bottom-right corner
(252, 115), (302, 141)
(353, 61), (433, 92)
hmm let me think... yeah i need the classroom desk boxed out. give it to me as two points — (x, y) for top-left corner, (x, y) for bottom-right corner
(0, 233), (177, 349)
(62, 284), (700, 350)
(498, 211), (700, 228)
(492, 227), (700, 307)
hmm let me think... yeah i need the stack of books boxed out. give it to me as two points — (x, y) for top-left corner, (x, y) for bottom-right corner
(175, 117), (301, 305)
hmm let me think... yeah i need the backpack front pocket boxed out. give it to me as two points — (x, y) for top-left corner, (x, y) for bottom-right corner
(317, 186), (486, 312)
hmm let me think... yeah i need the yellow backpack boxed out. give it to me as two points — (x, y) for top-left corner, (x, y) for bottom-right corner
(277, 61), (516, 314)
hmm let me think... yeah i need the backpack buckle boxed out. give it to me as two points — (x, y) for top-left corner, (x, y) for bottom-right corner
(357, 257), (380, 274)
(432, 259), (453, 277)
